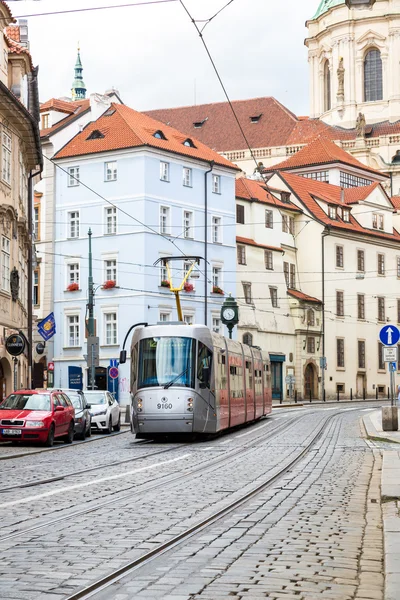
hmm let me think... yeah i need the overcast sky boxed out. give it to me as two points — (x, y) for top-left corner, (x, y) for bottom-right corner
(10, 0), (319, 115)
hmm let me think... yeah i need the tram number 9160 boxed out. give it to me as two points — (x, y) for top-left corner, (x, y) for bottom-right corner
(157, 402), (173, 410)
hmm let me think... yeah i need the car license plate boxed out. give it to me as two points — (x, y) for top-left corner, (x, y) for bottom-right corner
(2, 429), (22, 435)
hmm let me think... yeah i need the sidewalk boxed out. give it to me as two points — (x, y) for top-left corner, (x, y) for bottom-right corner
(363, 409), (400, 600)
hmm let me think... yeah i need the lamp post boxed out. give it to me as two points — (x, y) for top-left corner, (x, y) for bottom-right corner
(87, 228), (99, 389)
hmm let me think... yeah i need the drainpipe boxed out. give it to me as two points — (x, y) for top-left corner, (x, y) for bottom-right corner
(204, 161), (214, 326)
(28, 169), (41, 389)
(321, 228), (330, 402)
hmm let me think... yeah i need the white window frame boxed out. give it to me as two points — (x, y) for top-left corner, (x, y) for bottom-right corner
(160, 161), (169, 182)
(212, 265), (222, 289)
(66, 262), (80, 287)
(160, 205), (170, 235)
(183, 167), (192, 187)
(183, 314), (194, 325)
(66, 314), (80, 348)
(67, 166), (80, 187)
(183, 210), (193, 239)
(104, 206), (117, 235)
(212, 174), (221, 194)
(1, 236), (10, 292)
(104, 258), (117, 283)
(212, 314), (221, 334)
(104, 161), (117, 182)
(103, 311), (118, 345)
(159, 311), (171, 322)
(67, 211), (80, 239)
(211, 215), (222, 243)
(2, 131), (11, 185)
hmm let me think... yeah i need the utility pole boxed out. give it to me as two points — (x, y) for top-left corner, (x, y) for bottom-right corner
(87, 228), (96, 389)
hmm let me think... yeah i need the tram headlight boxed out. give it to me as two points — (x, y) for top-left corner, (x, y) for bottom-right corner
(187, 397), (194, 412)
(137, 398), (143, 412)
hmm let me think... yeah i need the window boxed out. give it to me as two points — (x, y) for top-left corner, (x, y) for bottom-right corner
(68, 211), (80, 238)
(104, 312), (117, 345)
(67, 315), (80, 347)
(357, 294), (365, 320)
(282, 215), (294, 233)
(243, 333), (253, 346)
(357, 250), (365, 272)
(343, 209), (350, 222)
(160, 161), (169, 181)
(336, 245), (344, 268)
(41, 113), (49, 129)
(329, 206), (337, 219)
(19, 151), (26, 205)
(183, 167), (192, 187)
(159, 206), (170, 234)
(378, 342), (385, 370)
(212, 266), (221, 288)
(372, 214), (378, 229)
(269, 286), (278, 308)
(290, 264), (295, 289)
(154, 130), (167, 140)
(337, 338), (345, 368)
(307, 309), (315, 326)
(265, 250), (273, 270)
(242, 282), (252, 304)
(17, 251), (25, 307)
(324, 60), (331, 112)
(307, 337), (315, 354)
(397, 257), (400, 278)
(104, 259), (117, 282)
(67, 166), (80, 187)
(105, 206), (117, 235)
(364, 49), (383, 102)
(379, 214), (384, 230)
(105, 161), (117, 181)
(336, 291), (344, 317)
(183, 314), (194, 325)
(378, 253), (385, 275)
(237, 245), (246, 265)
(159, 312), (170, 322)
(212, 216), (221, 243)
(284, 262), (289, 287)
(378, 296), (385, 322)
(358, 340), (366, 369)
(1, 236), (9, 292)
(68, 263), (79, 286)
(300, 171), (329, 182)
(212, 174), (220, 194)
(183, 211), (193, 239)
(33, 205), (40, 241)
(2, 131), (11, 185)
(33, 269), (39, 306)
(212, 316), (221, 334)
(183, 138), (196, 148)
(236, 204), (245, 224)
(340, 172), (372, 188)
(265, 210), (273, 229)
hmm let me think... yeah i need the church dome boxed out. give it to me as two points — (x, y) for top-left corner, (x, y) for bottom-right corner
(313, 0), (344, 19)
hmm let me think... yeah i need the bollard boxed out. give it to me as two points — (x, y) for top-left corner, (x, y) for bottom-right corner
(388, 387), (390, 400)
(350, 388), (352, 401)
(323, 389), (326, 402)
(363, 388), (365, 401)
(376, 387), (378, 400)
(295, 390), (297, 404)
(309, 389), (312, 403)
(337, 389), (339, 402)
(124, 404), (131, 424)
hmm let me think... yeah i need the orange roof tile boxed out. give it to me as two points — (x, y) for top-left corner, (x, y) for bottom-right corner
(40, 99), (91, 139)
(391, 196), (400, 210)
(5, 25), (19, 42)
(279, 172), (400, 242)
(344, 182), (381, 204)
(40, 98), (77, 114)
(268, 137), (384, 177)
(54, 103), (239, 170)
(236, 236), (283, 253)
(287, 289), (321, 304)
(236, 177), (302, 212)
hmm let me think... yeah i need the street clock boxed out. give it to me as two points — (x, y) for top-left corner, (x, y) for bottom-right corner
(220, 295), (239, 339)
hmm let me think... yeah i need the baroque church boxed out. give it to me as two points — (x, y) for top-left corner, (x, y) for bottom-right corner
(146, 0), (400, 196)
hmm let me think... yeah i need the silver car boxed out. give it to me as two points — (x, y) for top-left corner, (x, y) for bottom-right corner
(84, 391), (121, 434)
(63, 389), (92, 440)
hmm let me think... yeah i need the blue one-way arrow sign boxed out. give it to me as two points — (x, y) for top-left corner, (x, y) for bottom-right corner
(379, 325), (400, 346)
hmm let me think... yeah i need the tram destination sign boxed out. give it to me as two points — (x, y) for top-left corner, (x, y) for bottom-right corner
(5, 334), (25, 356)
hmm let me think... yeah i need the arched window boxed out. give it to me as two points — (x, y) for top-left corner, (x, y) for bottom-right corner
(364, 49), (383, 102)
(307, 309), (315, 327)
(324, 61), (331, 112)
(243, 333), (253, 346)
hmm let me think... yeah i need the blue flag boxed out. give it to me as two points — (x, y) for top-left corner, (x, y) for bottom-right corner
(37, 312), (56, 341)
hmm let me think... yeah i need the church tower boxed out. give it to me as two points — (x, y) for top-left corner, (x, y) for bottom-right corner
(306, 0), (400, 129)
(71, 46), (87, 101)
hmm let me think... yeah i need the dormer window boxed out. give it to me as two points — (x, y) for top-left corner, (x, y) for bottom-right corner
(343, 209), (350, 222)
(329, 206), (337, 219)
(337, 207), (343, 219)
(153, 130), (167, 140)
(41, 113), (49, 129)
(183, 138), (196, 148)
(104, 108), (116, 117)
(86, 130), (104, 140)
(193, 118), (208, 128)
(250, 114), (262, 123)
(280, 191), (291, 203)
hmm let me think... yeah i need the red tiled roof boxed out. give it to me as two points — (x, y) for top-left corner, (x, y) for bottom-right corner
(5, 25), (19, 42)
(40, 98), (77, 114)
(54, 103), (239, 170)
(236, 177), (302, 212)
(236, 236), (283, 253)
(279, 172), (400, 242)
(267, 136), (384, 177)
(391, 196), (400, 210)
(40, 99), (91, 139)
(344, 182), (381, 204)
(287, 289), (322, 304)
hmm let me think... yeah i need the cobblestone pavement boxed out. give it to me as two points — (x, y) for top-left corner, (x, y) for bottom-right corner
(0, 405), (387, 599)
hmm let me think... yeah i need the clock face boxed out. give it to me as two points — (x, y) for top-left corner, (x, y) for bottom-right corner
(223, 308), (235, 321)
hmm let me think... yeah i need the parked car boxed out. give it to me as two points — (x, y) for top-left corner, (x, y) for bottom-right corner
(62, 389), (92, 440)
(0, 389), (75, 446)
(84, 390), (120, 434)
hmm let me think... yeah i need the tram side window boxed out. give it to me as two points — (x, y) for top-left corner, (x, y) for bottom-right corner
(198, 342), (213, 388)
(255, 368), (263, 395)
(245, 360), (253, 390)
(229, 362), (244, 398)
(263, 363), (270, 388)
(131, 343), (138, 385)
(217, 352), (227, 390)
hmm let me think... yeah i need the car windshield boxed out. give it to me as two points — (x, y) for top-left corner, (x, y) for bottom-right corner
(84, 392), (107, 404)
(0, 394), (51, 411)
(138, 337), (195, 389)
(68, 394), (83, 409)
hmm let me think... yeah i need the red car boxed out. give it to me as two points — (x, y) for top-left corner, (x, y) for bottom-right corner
(0, 389), (75, 446)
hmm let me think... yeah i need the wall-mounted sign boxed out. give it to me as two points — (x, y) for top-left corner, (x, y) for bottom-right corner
(36, 342), (45, 355)
(5, 334), (25, 356)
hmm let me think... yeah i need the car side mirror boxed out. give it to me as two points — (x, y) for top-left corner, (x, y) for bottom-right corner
(120, 350), (127, 364)
(55, 405), (64, 412)
(86, 404), (91, 409)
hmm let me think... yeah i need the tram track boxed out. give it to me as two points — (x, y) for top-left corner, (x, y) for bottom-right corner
(63, 408), (348, 600)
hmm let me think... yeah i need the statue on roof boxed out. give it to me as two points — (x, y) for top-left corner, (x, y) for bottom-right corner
(337, 57), (345, 100)
(356, 112), (366, 138)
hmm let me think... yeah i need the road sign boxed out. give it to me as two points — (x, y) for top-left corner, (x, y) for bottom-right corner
(379, 325), (400, 346)
(390, 362), (397, 372)
(109, 366), (119, 379)
(384, 347), (398, 362)
(87, 336), (99, 368)
(48, 362), (54, 371)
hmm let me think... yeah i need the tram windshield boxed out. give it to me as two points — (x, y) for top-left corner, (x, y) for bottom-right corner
(138, 337), (196, 389)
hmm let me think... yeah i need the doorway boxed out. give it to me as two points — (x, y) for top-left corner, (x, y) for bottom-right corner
(87, 367), (107, 390)
(271, 361), (283, 402)
(356, 373), (366, 398)
(304, 363), (317, 400)
(0, 358), (11, 401)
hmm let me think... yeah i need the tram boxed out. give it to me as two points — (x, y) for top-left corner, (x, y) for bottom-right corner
(126, 323), (272, 437)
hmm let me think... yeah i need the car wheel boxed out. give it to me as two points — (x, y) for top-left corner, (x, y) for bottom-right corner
(86, 421), (92, 437)
(64, 422), (74, 444)
(75, 426), (86, 441)
(106, 418), (113, 434)
(113, 414), (121, 432)
(45, 424), (55, 447)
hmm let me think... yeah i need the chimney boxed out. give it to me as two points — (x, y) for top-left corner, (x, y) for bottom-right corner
(18, 19), (29, 49)
(90, 93), (112, 122)
(340, 188), (345, 204)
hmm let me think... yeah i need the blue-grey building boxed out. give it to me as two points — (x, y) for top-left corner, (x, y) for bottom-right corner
(52, 103), (238, 404)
